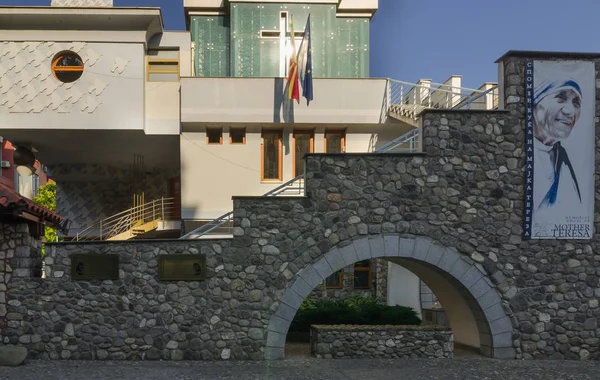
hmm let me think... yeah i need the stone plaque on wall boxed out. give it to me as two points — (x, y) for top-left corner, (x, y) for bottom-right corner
(71, 254), (119, 280)
(158, 255), (206, 281)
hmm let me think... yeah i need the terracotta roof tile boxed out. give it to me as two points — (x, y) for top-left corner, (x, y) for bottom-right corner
(0, 184), (63, 227)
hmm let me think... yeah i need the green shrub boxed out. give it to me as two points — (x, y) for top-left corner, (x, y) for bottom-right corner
(33, 182), (57, 257)
(290, 295), (421, 333)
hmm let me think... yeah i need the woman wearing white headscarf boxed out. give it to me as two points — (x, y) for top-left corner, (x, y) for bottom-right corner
(532, 77), (582, 212)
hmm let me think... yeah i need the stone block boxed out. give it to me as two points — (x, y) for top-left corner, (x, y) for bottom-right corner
(324, 249), (346, 272)
(282, 288), (304, 310)
(478, 289), (502, 312)
(264, 347), (284, 360)
(266, 331), (286, 348)
(461, 266), (484, 290)
(368, 236), (384, 258)
(480, 333), (492, 346)
(482, 301), (505, 322)
(480, 345), (492, 358)
(312, 258), (333, 280)
(490, 316), (513, 335)
(275, 301), (299, 322)
(14, 246), (29, 258)
(289, 277), (312, 299)
(0, 345), (27, 366)
(437, 249), (458, 272)
(383, 235), (399, 257)
(412, 238), (431, 261)
(448, 258), (471, 281)
(268, 315), (291, 335)
(338, 243), (359, 265)
(494, 331), (513, 348)
(493, 347), (516, 359)
(424, 243), (445, 266)
(12, 268), (29, 278)
(298, 264), (323, 289)
(470, 278), (491, 299)
(353, 238), (371, 261)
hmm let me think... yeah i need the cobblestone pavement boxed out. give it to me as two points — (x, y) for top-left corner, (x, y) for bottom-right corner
(3, 358), (600, 380)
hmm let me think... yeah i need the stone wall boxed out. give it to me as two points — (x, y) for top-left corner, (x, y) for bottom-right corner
(4, 105), (599, 360)
(497, 53), (600, 360)
(310, 325), (453, 359)
(375, 259), (388, 301)
(0, 222), (42, 345)
(4, 51), (600, 361)
(2, 239), (272, 361)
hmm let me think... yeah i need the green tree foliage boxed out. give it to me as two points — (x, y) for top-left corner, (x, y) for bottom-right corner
(33, 182), (57, 254)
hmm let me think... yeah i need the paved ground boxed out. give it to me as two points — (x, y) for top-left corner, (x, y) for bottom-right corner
(3, 357), (600, 380)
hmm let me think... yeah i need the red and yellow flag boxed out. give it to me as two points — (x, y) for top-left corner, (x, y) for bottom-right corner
(287, 15), (300, 103)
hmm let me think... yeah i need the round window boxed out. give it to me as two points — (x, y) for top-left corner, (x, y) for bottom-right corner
(52, 51), (84, 83)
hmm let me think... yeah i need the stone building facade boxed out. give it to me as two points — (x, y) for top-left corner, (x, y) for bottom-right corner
(2, 51), (600, 361)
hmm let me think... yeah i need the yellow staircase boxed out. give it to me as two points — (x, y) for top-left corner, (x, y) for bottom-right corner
(75, 197), (174, 241)
(107, 219), (161, 241)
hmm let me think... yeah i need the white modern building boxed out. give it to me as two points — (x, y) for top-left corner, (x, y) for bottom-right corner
(0, 0), (497, 329)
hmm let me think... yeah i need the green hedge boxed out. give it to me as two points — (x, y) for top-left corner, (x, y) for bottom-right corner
(289, 295), (421, 333)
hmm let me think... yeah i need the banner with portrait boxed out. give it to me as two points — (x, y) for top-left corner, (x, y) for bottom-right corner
(524, 60), (595, 239)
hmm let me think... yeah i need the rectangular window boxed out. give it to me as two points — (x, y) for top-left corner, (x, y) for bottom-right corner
(32, 173), (39, 198)
(354, 260), (372, 289)
(261, 130), (283, 181)
(147, 48), (180, 82)
(229, 128), (246, 144)
(325, 270), (343, 289)
(293, 130), (314, 177)
(325, 130), (346, 153)
(206, 128), (223, 144)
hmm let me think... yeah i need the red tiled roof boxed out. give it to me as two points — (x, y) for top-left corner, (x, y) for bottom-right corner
(0, 185), (63, 227)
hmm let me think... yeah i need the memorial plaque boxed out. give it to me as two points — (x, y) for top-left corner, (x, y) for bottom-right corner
(71, 254), (119, 280)
(158, 255), (206, 281)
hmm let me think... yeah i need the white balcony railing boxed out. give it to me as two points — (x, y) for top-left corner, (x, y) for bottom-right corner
(385, 79), (499, 122)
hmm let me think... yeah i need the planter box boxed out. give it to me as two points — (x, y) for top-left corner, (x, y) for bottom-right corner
(310, 325), (453, 359)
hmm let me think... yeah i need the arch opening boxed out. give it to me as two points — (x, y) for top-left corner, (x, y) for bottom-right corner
(265, 235), (515, 360)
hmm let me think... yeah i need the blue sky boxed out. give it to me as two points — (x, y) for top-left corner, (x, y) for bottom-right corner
(2, 0), (600, 89)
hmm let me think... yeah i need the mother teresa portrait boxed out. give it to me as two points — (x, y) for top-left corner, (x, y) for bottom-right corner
(531, 60), (595, 234)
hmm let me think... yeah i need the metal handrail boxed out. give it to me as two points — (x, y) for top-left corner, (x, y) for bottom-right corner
(453, 85), (500, 110)
(263, 174), (305, 196)
(380, 81), (500, 154)
(376, 128), (420, 153)
(76, 200), (175, 238)
(75, 197), (174, 241)
(386, 78), (499, 121)
(179, 211), (234, 240)
(181, 175), (305, 240)
(388, 78), (486, 94)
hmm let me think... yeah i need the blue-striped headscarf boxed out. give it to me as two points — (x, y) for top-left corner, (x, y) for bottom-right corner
(534, 79), (582, 105)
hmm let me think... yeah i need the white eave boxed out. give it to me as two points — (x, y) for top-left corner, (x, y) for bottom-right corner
(184, 0), (378, 25)
(0, 7), (164, 43)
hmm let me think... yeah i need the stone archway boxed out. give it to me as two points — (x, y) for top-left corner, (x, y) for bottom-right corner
(264, 235), (515, 360)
